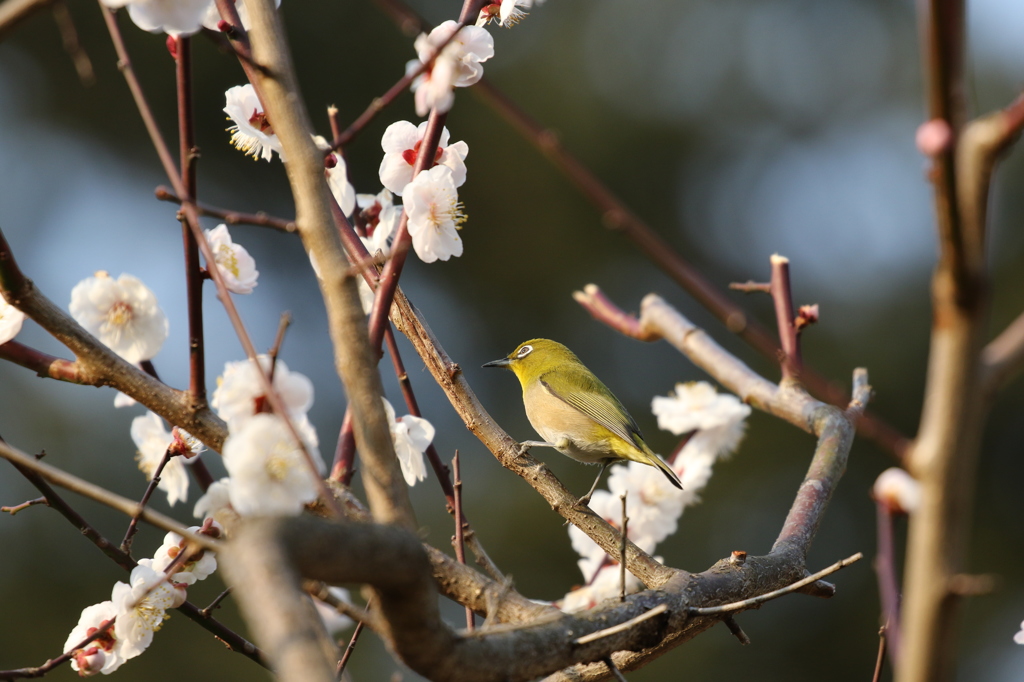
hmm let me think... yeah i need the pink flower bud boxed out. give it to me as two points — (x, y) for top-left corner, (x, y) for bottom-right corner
(916, 119), (952, 157)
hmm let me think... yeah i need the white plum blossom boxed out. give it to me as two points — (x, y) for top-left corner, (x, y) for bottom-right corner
(194, 478), (233, 520)
(224, 84), (282, 162)
(70, 272), (169, 364)
(404, 165), (465, 263)
(651, 382), (751, 456)
(873, 467), (921, 514)
(112, 562), (185, 660)
(203, 225), (259, 294)
(476, 0), (534, 27)
(202, 0), (280, 32)
(130, 412), (193, 507)
(378, 121), (468, 196)
(312, 587), (355, 635)
(222, 413), (325, 516)
(211, 355), (315, 436)
(325, 151), (356, 216)
(382, 398), (434, 486)
(114, 390), (137, 408)
(100, 0), (210, 35)
(407, 21), (494, 116)
(0, 297), (25, 345)
(64, 601), (123, 676)
(1015, 621), (1024, 645)
(150, 527), (218, 585)
(561, 382), (749, 612)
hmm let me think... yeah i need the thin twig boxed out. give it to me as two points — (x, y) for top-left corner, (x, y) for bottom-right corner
(155, 186), (297, 232)
(728, 281), (771, 293)
(688, 553), (863, 616)
(872, 626), (888, 682)
(120, 448), (175, 554)
(452, 451), (474, 631)
(769, 254), (801, 381)
(722, 616), (750, 645)
(619, 493), (628, 603)
(602, 658), (628, 682)
(573, 604), (669, 646)
(0, 617), (115, 680)
(874, 501), (901, 663)
(0, 497), (47, 515)
(335, 597), (372, 679)
(175, 34), (207, 407)
(51, 0), (94, 86)
(200, 588), (232, 618)
(268, 312), (293, 366)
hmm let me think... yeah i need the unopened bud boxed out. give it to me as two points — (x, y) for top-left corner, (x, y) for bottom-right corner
(165, 35), (178, 59)
(916, 119), (953, 158)
(873, 467), (921, 514)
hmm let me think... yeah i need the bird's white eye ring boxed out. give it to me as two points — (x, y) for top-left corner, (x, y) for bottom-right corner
(517, 345), (533, 358)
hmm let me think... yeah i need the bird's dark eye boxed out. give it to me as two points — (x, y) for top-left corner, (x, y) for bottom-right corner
(517, 345), (533, 358)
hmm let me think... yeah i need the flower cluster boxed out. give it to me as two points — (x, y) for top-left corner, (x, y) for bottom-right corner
(63, 525), (220, 676)
(382, 398), (435, 486)
(200, 355), (324, 517)
(560, 382), (750, 612)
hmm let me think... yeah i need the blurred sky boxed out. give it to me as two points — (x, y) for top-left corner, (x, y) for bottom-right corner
(1, 0), (1024, 680)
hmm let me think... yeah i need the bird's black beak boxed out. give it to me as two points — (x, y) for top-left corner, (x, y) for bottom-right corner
(482, 357), (511, 368)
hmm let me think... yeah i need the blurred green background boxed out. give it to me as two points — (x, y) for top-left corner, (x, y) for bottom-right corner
(1, 0), (1023, 680)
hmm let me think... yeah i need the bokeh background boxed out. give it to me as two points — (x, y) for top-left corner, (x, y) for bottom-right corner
(1, 0), (1023, 679)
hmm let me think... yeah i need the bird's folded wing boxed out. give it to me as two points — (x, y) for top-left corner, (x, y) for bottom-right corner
(539, 373), (644, 449)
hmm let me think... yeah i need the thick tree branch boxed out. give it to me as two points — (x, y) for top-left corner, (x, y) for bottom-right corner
(0, 228), (228, 451)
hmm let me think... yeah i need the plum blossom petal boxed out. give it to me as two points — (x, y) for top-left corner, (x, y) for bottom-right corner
(70, 272), (169, 364)
(222, 413), (324, 516)
(382, 398), (434, 486)
(0, 297), (25, 345)
(194, 478), (233, 520)
(325, 152), (356, 215)
(379, 121), (468, 196)
(100, 0), (211, 35)
(203, 224), (259, 294)
(224, 84), (283, 162)
(404, 165), (465, 263)
(477, 0), (533, 27)
(130, 412), (190, 506)
(312, 587), (355, 635)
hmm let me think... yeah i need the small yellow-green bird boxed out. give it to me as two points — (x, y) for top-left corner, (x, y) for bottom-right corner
(483, 338), (682, 505)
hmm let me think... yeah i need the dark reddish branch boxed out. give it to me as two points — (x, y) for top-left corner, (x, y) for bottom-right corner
(331, 409), (356, 482)
(120, 448), (174, 555)
(365, 112), (446, 355)
(573, 284), (658, 342)
(155, 186), (297, 232)
(213, 0), (270, 81)
(176, 35), (206, 407)
(0, 342), (80, 382)
(875, 501), (902, 664)
(769, 255), (800, 381)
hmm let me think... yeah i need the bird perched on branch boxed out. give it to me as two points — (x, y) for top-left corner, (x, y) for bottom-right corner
(483, 338), (682, 505)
